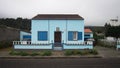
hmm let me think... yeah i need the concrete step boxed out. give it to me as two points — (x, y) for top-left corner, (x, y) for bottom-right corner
(53, 47), (63, 50)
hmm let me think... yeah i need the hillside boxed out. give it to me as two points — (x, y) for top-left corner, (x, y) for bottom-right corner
(0, 25), (20, 41)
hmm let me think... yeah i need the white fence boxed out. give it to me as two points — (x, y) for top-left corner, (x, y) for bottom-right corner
(13, 41), (93, 45)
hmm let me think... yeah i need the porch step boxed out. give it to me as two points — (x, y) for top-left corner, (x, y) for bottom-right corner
(53, 47), (63, 50)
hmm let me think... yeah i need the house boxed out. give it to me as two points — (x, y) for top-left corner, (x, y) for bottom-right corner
(13, 14), (93, 50)
(117, 38), (120, 50)
(84, 29), (93, 41)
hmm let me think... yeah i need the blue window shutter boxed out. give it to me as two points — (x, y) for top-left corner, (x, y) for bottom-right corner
(38, 31), (47, 41)
(23, 35), (31, 39)
(78, 32), (82, 40)
(68, 31), (73, 40)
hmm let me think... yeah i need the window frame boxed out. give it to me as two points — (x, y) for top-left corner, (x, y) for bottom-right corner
(68, 31), (78, 41)
(38, 31), (48, 41)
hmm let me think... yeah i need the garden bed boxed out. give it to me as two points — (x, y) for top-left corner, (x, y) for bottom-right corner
(9, 49), (98, 56)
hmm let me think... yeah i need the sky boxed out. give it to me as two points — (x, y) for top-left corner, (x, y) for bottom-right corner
(0, 0), (120, 26)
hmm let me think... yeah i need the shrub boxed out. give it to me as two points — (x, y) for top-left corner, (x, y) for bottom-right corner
(64, 50), (73, 56)
(19, 51), (29, 56)
(30, 52), (39, 56)
(89, 49), (98, 55)
(0, 41), (12, 49)
(64, 49), (98, 56)
(9, 51), (29, 56)
(72, 50), (80, 55)
(80, 50), (89, 55)
(9, 50), (20, 55)
(41, 51), (52, 56)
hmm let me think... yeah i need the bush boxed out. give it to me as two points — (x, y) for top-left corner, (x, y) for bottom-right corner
(80, 50), (90, 55)
(30, 52), (39, 56)
(64, 49), (98, 56)
(19, 51), (29, 56)
(72, 50), (80, 55)
(41, 51), (52, 56)
(9, 50), (20, 55)
(9, 51), (29, 56)
(64, 50), (73, 56)
(0, 41), (12, 49)
(89, 49), (98, 55)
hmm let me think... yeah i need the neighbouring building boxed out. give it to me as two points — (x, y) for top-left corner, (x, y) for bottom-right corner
(84, 29), (93, 41)
(13, 14), (93, 50)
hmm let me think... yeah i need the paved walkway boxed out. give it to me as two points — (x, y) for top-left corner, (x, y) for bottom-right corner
(95, 46), (120, 58)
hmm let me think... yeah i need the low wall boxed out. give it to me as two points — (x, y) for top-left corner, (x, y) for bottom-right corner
(63, 44), (93, 49)
(14, 44), (52, 49)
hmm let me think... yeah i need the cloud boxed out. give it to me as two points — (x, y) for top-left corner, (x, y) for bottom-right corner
(0, 0), (120, 26)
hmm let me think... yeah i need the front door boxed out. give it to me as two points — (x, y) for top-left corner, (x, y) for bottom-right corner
(54, 31), (61, 43)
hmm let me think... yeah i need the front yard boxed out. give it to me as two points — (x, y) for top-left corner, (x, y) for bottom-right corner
(8, 49), (98, 57)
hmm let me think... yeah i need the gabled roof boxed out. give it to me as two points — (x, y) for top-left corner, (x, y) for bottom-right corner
(84, 29), (92, 33)
(32, 14), (84, 20)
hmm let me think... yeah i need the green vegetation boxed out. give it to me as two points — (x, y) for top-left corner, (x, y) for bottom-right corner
(9, 51), (29, 56)
(0, 18), (31, 31)
(0, 41), (12, 49)
(30, 52), (39, 56)
(105, 23), (120, 38)
(64, 49), (98, 56)
(9, 50), (52, 56)
(41, 51), (52, 56)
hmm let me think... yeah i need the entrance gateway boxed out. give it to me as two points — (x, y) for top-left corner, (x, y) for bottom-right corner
(54, 31), (63, 50)
(54, 31), (62, 47)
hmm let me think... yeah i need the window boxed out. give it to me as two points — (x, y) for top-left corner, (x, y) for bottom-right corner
(85, 35), (90, 36)
(23, 35), (31, 41)
(38, 31), (48, 41)
(73, 32), (78, 40)
(68, 31), (82, 41)
(23, 35), (31, 39)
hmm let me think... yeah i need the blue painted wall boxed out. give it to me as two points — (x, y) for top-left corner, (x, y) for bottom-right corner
(31, 20), (84, 45)
(67, 20), (84, 43)
(31, 20), (49, 44)
(20, 31), (31, 41)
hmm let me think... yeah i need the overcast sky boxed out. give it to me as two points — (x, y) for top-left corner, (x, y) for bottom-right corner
(0, 0), (120, 26)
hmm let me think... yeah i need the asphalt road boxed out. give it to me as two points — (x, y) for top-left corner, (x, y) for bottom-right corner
(0, 58), (120, 68)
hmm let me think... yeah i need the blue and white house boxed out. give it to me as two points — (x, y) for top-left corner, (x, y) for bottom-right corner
(13, 14), (93, 50)
(117, 39), (120, 50)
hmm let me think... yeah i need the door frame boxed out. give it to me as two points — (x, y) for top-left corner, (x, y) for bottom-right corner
(54, 31), (62, 43)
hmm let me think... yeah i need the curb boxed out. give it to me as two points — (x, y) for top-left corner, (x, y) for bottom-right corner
(0, 56), (103, 59)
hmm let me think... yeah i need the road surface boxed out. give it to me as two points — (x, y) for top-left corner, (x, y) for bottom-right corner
(0, 58), (120, 68)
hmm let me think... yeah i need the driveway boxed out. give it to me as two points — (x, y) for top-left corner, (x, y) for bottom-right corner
(95, 46), (120, 58)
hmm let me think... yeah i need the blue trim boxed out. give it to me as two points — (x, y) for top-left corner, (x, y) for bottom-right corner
(78, 32), (82, 40)
(68, 31), (73, 40)
(23, 35), (31, 39)
(38, 31), (48, 41)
